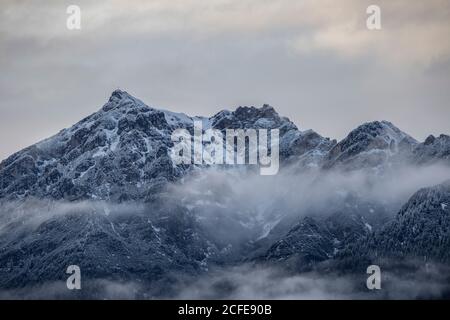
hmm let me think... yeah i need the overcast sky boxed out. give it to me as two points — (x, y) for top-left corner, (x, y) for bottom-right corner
(1, 0), (449, 160)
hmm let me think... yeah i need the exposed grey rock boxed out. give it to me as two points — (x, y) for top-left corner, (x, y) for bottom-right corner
(0, 91), (334, 202)
(411, 134), (450, 165)
(323, 121), (417, 171)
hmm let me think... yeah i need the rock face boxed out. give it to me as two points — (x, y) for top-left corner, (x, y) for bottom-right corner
(2, 91), (447, 204)
(0, 89), (449, 298)
(257, 200), (383, 270)
(323, 121), (417, 171)
(0, 91), (334, 202)
(0, 90), (185, 202)
(211, 104), (295, 133)
(210, 104), (336, 164)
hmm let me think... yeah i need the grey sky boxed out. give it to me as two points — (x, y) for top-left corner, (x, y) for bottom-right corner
(1, 0), (449, 160)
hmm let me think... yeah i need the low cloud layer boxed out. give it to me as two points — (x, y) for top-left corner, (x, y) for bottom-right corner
(167, 163), (450, 243)
(0, 160), (449, 299)
(1, 162), (449, 256)
(171, 262), (450, 299)
(1, 262), (448, 299)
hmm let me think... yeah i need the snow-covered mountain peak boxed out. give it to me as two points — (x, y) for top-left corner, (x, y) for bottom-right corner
(322, 120), (418, 170)
(343, 120), (417, 148)
(102, 89), (148, 112)
(211, 104), (297, 132)
(0, 91), (185, 202)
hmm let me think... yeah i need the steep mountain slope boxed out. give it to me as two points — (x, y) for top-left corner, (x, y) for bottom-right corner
(412, 134), (450, 165)
(0, 90), (184, 202)
(0, 91), (333, 202)
(323, 121), (417, 171)
(256, 199), (388, 270)
(208, 104), (337, 169)
(0, 199), (220, 291)
(337, 180), (450, 270)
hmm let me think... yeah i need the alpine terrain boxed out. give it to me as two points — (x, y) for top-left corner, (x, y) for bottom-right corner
(0, 90), (449, 299)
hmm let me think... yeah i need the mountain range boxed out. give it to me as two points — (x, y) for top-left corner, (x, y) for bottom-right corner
(0, 90), (449, 298)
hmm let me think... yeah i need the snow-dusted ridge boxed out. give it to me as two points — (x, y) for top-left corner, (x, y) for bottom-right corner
(0, 90), (331, 201)
(1, 90), (449, 203)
